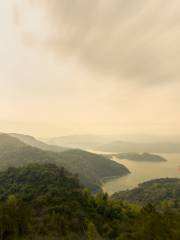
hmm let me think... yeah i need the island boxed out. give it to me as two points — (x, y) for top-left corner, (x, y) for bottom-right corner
(114, 152), (167, 162)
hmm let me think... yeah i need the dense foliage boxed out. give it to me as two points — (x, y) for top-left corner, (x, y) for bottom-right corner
(0, 134), (129, 192)
(1, 134), (180, 239)
(112, 178), (180, 208)
(0, 164), (180, 240)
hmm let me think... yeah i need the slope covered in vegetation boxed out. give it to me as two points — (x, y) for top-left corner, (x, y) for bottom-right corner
(0, 134), (129, 192)
(112, 178), (180, 208)
(0, 164), (180, 240)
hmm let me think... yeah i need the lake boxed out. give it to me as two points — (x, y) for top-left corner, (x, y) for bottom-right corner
(103, 153), (180, 195)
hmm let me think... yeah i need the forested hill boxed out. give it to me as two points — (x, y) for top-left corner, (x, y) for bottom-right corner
(0, 164), (180, 239)
(112, 178), (180, 208)
(0, 163), (82, 204)
(0, 134), (129, 192)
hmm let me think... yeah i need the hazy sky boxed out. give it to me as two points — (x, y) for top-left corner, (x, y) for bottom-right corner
(0, 0), (180, 137)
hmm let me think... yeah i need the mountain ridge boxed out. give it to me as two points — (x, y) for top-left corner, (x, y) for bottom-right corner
(9, 133), (68, 152)
(0, 134), (130, 192)
(97, 140), (180, 153)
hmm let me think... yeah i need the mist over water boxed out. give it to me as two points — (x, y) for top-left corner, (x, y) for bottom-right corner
(103, 153), (180, 195)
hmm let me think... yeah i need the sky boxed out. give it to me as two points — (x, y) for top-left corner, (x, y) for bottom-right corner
(0, 0), (180, 138)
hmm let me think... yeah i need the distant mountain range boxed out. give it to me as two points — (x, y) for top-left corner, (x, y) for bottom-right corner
(96, 141), (180, 153)
(46, 134), (118, 149)
(46, 134), (180, 153)
(9, 133), (68, 152)
(47, 134), (167, 149)
(0, 133), (129, 192)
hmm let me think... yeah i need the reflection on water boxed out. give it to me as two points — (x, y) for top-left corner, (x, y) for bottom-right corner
(103, 153), (180, 195)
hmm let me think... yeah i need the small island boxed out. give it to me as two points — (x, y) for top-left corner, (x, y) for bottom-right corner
(114, 152), (167, 162)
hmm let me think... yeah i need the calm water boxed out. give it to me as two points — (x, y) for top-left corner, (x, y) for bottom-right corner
(103, 153), (180, 195)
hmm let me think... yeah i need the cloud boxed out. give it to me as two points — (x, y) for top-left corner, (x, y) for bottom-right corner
(0, 0), (179, 137)
(14, 0), (180, 85)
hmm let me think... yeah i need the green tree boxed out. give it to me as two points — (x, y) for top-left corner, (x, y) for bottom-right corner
(87, 222), (101, 240)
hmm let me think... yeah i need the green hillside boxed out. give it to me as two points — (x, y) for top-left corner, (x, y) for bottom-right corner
(0, 163), (82, 205)
(112, 178), (180, 208)
(0, 134), (129, 192)
(0, 164), (180, 240)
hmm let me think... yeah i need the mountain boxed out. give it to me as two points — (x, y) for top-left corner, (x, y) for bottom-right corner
(0, 134), (130, 192)
(47, 134), (180, 151)
(97, 141), (180, 153)
(56, 149), (130, 189)
(9, 133), (68, 152)
(46, 134), (119, 149)
(112, 178), (180, 208)
(0, 133), (26, 151)
(0, 164), (180, 239)
(113, 152), (167, 162)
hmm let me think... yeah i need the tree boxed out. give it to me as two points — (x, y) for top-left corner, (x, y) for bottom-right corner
(87, 222), (101, 240)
